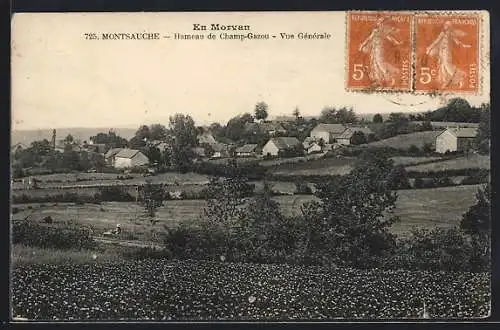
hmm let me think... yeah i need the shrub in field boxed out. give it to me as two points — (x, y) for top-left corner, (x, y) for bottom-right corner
(388, 227), (488, 272)
(162, 224), (214, 260)
(12, 220), (95, 250)
(387, 165), (411, 190)
(295, 180), (312, 194)
(95, 186), (134, 202)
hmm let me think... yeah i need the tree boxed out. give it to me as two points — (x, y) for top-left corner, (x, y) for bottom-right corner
(90, 131), (128, 150)
(202, 159), (254, 258)
(254, 101), (269, 121)
(475, 103), (490, 154)
(460, 183), (491, 271)
(350, 131), (367, 145)
(319, 107), (337, 124)
(461, 183), (490, 236)
(304, 152), (399, 267)
(149, 124), (168, 141)
(63, 134), (74, 145)
(335, 107), (357, 124)
(223, 113), (254, 142)
(373, 114), (383, 123)
(138, 181), (166, 244)
(169, 114), (198, 172)
(293, 107), (301, 120)
(387, 165), (411, 190)
(135, 125), (151, 141)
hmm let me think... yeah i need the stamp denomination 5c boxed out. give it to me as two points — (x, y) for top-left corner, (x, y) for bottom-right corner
(346, 12), (413, 92)
(415, 14), (480, 93)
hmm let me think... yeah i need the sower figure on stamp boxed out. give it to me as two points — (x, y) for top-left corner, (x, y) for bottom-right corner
(425, 21), (471, 89)
(359, 17), (402, 87)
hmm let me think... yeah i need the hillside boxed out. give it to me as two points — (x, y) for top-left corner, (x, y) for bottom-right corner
(364, 131), (442, 150)
(11, 127), (137, 146)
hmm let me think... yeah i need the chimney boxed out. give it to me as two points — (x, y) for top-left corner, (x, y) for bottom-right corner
(52, 129), (56, 150)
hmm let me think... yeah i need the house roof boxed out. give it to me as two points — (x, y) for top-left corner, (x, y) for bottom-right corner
(115, 148), (142, 159)
(212, 143), (229, 152)
(445, 127), (478, 138)
(269, 137), (302, 150)
(312, 123), (346, 134)
(236, 144), (258, 153)
(105, 148), (123, 159)
(338, 127), (373, 139)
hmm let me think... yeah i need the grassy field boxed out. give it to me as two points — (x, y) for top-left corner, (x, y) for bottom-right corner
(366, 131), (442, 149)
(12, 185), (481, 239)
(269, 156), (355, 176)
(12, 172), (211, 190)
(391, 156), (443, 166)
(406, 154), (490, 172)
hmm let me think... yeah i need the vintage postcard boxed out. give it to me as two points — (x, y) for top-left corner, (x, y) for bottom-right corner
(10, 11), (490, 321)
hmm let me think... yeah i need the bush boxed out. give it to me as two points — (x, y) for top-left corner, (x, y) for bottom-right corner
(12, 220), (96, 250)
(193, 161), (267, 180)
(386, 227), (487, 272)
(95, 186), (135, 202)
(295, 180), (312, 194)
(162, 225), (215, 260)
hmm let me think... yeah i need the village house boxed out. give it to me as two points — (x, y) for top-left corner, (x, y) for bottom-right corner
(104, 148), (123, 166)
(235, 144), (259, 157)
(435, 127), (478, 153)
(262, 137), (302, 157)
(309, 123), (347, 144)
(336, 127), (374, 145)
(210, 143), (231, 159)
(113, 149), (150, 169)
(305, 141), (323, 154)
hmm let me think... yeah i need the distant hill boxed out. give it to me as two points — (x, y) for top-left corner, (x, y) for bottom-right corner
(11, 127), (137, 146)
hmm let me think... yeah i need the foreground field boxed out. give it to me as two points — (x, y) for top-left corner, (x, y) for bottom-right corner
(11, 260), (489, 320)
(12, 185), (481, 239)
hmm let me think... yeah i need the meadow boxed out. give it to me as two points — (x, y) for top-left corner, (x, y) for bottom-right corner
(406, 155), (490, 172)
(365, 131), (442, 149)
(268, 156), (355, 176)
(12, 185), (481, 240)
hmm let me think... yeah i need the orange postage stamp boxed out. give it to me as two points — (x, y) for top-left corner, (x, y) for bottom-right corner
(346, 12), (413, 92)
(415, 14), (480, 93)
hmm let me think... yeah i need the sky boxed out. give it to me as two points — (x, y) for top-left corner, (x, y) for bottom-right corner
(11, 11), (490, 130)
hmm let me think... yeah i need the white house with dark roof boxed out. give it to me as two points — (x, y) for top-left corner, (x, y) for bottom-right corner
(310, 123), (347, 143)
(104, 148), (123, 166)
(262, 137), (302, 157)
(113, 149), (149, 168)
(435, 127), (478, 153)
(337, 127), (374, 145)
